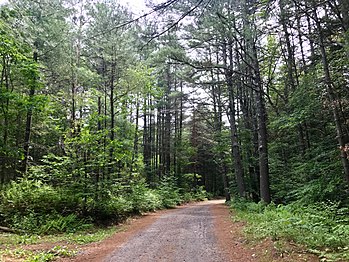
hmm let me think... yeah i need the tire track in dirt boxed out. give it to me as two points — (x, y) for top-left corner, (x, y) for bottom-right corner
(104, 201), (225, 262)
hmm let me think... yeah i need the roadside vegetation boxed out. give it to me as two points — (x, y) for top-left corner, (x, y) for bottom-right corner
(0, 174), (207, 261)
(0, 175), (206, 234)
(231, 199), (349, 261)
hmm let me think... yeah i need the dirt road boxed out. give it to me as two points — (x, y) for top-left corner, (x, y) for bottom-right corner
(104, 200), (226, 262)
(61, 200), (318, 262)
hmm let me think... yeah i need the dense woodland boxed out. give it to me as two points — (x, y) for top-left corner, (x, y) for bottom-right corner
(0, 0), (349, 257)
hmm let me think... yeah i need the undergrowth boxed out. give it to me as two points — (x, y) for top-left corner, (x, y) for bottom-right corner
(0, 176), (207, 234)
(0, 245), (76, 262)
(0, 176), (207, 261)
(0, 226), (118, 246)
(231, 199), (349, 261)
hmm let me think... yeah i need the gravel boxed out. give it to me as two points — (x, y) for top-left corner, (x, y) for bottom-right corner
(104, 202), (227, 262)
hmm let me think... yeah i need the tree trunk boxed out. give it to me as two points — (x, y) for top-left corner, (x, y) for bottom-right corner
(252, 43), (271, 203)
(164, 65), (172, 176)
(131, 98), (140, 173)
(109, 58), (116, 177)
(312, 5), (349, 184)
(0, 56), (10, 182)
(22, 51), (38, 174)
(339, 0), (349, 58)
(224, 39), (246, 198)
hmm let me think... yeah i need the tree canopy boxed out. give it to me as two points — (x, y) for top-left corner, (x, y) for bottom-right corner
(0, 0), (349, 246)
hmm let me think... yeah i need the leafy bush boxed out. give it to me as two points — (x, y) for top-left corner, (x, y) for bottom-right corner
(157, 177), (182, 208)
(38, 214), (92, 234)
(8, 213), (91, 234)
(141, 190), (163, 211)
(181, 192), (194, 203)
(231, 199), (349, 260)
(126, 181), (162, 213)
(87, 195), (132, 221)
(0, 179), (89, 233)
(193, 186), (208, 201)
(0, 179), (81, 227)
(0, 175), (208, 234)
(1, 179), (60, 216)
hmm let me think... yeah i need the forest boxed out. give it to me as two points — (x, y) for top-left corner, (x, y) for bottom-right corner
(0, 0), (349, 260)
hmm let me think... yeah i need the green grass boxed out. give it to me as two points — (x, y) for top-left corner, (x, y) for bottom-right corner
(0, 226), (118, 261)
(231, 200), (349, 261)
(0, 246), (76, 262)
(0, 226), (118, 246)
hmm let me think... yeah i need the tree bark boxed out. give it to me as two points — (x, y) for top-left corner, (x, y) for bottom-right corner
(252, 43), (271, 203)
(223, 40), (246, 198)
(312, 4), (349, 184)
(22, 51), (38, 174)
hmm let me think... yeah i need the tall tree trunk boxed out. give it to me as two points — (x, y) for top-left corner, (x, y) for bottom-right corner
(178, 82), (184, 179)
(227, 92), (246, 198)
(212, 45), (231, 201)
(312, 4), (349, 184)
(252, 43), (271, 203)
(131, 98), (140, 172)
(279, 0), (295, 102)
(143, 97), (150, 182)
(339, 0), (349, 58)
(164, 65), (172, 176)
(224, 40), (246, 198)
(173, 76), (178, 176)
(109, 59), (116, 176)
(242, 0), (270, 203)
(156, 105), (162, 180)
(0, 56), (9, 182)
(22, 51), (38, 174)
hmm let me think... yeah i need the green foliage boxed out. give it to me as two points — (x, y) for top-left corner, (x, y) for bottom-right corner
(88, 194), (132, 221)
(0, 246), (76, 262)
(5, 210), (91, 235)
(0, 179), (88, 234)
(231, 199), (349, 260)
(37, 214), (92, 235)
(0, 175), (207, 234)
(181, 187), (207, 203)
(267, 70), (347, 205)
(126, 181), (163, 213)
(24, 246), (75, 262)
(0, 179), (79, 217)
(192, 187), (208, 201)
(0, 226), (118, 246)
(157, 176), (182, 208)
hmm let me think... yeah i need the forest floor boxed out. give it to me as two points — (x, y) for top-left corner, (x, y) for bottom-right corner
(1, 200), (319, 262)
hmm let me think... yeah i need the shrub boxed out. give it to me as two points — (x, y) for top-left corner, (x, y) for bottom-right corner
(0, 176), (208, 234)
(126, 181), (162, 213)
(8, 213), (91, 234)
(86, 195), (133, 222)
(193, 186), (208, 201)
(0, 179), (86, 233)
(1, 180), (76, 219)
(156, 177), (182, 208)
(231, 199), (349, 260)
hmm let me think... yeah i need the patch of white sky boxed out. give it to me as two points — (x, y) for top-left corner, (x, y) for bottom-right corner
(0, 0), (158, 13)
(123, 0), (150, 14)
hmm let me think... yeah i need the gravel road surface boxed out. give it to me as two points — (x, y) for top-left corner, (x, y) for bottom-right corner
(104, 200), (227, 262)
